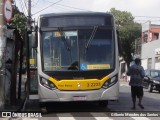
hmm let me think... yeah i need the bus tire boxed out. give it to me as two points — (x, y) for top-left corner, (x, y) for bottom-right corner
(40, 102), (48, 113)
(41, 107), (48, 114)
(98, 100), (108, 107)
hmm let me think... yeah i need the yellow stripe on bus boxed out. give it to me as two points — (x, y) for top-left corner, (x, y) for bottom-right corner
(49, 76), (110, 91)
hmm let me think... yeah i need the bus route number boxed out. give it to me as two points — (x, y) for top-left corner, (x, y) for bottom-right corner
(87, 82), (100, 87)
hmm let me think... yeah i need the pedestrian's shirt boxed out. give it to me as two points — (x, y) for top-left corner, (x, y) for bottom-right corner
(127, 64), (145, 86)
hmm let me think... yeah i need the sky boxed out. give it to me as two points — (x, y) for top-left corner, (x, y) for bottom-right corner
(15, 0), (160, 24)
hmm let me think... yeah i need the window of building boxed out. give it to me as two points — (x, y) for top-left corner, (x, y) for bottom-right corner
(144, 33), (148, 43)
(153, 33), (159, 40)
(147, 58), (152, 69)
(155, 57), (160, 69)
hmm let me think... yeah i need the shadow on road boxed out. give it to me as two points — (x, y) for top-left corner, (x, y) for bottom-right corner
(23, 85), (160, 114)
(45, 101), (110, 113)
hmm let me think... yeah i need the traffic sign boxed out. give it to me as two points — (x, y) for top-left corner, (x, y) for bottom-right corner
(4, 0), (12, 23)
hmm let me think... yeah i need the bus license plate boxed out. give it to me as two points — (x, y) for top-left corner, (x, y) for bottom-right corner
(73, 96), (86, 101)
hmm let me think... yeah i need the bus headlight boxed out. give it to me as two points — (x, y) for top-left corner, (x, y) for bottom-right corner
(40, 78), (56, 90)
(102, 76), (118, 89)
(153, 80), (160, 84)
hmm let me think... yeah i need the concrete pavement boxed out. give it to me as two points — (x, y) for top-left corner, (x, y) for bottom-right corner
(0, 74), (27, 113)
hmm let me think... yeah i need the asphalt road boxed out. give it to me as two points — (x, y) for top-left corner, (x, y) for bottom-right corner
(21, 81), (160, 120)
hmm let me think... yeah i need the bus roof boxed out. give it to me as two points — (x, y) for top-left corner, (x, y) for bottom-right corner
(40, 12), (113, 18)
(40, 12), (114, 28)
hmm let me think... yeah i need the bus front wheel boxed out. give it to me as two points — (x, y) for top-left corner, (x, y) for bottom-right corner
(40, 102), (48, 113)
(98, 100), (108, 107)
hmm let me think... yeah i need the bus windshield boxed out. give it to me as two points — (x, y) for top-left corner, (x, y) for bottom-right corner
(42, 27), (114, 71)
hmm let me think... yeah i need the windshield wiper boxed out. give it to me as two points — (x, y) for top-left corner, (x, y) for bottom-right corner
(57, 27), (73, 64)
(85, 26), (98, 49)
(58, 27), (70, 51)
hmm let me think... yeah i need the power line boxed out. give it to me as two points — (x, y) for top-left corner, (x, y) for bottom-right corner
(19, 0), (27, 15)
(42, 0), (91, 11)
(32, 0), (63, 16)
(32, 0), (39, 7)
(31, 0), (160, 19)
(134, 16), (160, 18)
(40, 0), (69, 11)
(136, 20), (160, 22)
(23, 0), (28, 11)
(22, 0), (28, 15)
(14, 0), (27, 15)
(51, 4), (71, 12)
(15, 0), (23, 13)
(56, 3), (91, 11)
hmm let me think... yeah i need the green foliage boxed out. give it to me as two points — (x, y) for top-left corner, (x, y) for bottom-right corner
(110, 8), (141, 67)
(7, 5), (27, 62)
(8, 6), (27, 37)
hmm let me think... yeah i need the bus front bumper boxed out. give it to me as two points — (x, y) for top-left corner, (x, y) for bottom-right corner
(39, 82), (119, 102)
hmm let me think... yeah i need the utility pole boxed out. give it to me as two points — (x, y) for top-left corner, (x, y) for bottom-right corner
(26, 0), (32, 98)
(0, 0), (6, 108)
(18, 0), (32, 101)
(28, 0), (31, 31)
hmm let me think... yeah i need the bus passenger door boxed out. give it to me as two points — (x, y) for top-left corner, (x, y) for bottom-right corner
(26, 31), (38, 100)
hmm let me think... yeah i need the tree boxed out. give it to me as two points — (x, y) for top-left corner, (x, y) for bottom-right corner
(7, 5), (27, 104)
(110, 8), (141, 68)
(8, 6), (27, 36)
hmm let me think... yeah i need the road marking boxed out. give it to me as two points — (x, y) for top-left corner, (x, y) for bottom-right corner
(91, 112), (113, 120)
(131, 117), (150, 120)
(57, 113), (76, 120)
(120, 84), (129, 87)
(21, 118), (38, 120)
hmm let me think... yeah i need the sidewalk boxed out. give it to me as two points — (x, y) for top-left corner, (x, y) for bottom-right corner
(0, 74), (27, 112)
(119, 79), (130, 86)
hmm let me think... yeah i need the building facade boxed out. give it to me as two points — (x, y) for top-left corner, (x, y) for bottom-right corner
(141, 21), (160, 70)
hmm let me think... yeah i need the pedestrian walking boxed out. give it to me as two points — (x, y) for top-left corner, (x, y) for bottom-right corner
(127, 58), (145, 110)
(122, 72), (126, 81)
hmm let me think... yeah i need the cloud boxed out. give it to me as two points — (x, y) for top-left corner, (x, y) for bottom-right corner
(91, 0), (160, 17)
(91, 0), (131, 12)
(16, 0), (160, 24)
(90, 0), (160, 24)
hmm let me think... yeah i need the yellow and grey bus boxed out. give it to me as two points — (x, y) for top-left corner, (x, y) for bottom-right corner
(31, 12), (119, 107)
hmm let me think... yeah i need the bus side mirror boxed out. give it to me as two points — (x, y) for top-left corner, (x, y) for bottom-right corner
(32, 31), (38, 48)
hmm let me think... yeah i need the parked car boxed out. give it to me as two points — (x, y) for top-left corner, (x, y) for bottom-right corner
(143, 69), (160, 93)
